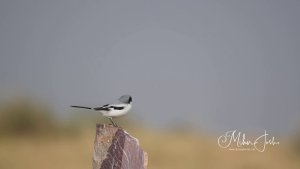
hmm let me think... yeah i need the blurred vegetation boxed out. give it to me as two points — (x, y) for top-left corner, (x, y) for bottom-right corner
(0, 99), (82, 137)
(292, 132), (300, 156)
(0, 99), (300, 169)
(0, 99), (55, 136)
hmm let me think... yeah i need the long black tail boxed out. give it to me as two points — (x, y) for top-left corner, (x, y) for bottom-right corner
(70, 105), (92, 110)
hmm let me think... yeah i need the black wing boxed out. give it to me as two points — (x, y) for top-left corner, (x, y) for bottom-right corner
(94, 104), (110, 111)
(94, 107), (110, 111)
(110, 106), (125, 110)
(93, 105), (125, 111)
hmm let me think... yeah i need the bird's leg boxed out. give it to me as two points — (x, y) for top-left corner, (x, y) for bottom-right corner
(107, 117), (118, 127)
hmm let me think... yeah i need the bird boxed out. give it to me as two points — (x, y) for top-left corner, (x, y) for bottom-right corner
(70, 95), (132, 127)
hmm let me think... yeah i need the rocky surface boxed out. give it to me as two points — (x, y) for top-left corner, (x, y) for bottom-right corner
(92, 124), (148, 169)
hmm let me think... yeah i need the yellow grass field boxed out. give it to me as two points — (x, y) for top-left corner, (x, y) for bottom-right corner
(0, 127), (299, 169)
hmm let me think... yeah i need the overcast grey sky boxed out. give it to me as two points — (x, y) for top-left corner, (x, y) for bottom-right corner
(0, 0), (299, 134)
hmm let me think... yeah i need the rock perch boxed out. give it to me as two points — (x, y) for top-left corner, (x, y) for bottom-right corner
(92, 124), (148, 169)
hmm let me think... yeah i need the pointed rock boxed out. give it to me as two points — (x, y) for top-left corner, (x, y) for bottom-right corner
(93, 124), (148, 169)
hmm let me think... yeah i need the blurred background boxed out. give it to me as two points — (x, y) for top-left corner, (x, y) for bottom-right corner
(0, 0), (300, 169)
